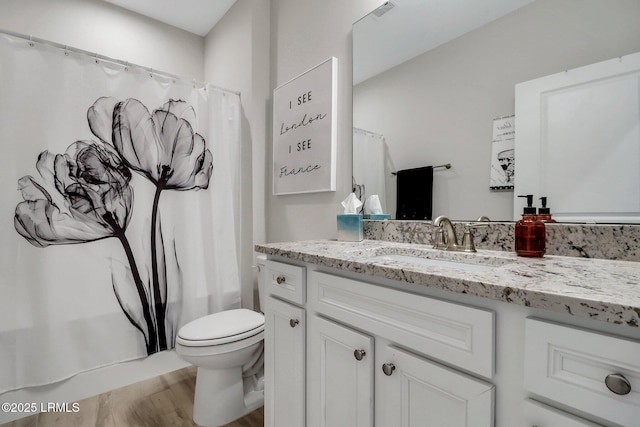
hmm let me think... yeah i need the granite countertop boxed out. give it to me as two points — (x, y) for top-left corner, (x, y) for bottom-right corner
(255, 239), (640, 328)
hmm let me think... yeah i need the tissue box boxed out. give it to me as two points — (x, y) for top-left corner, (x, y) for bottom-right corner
(363, 214), (391, 220)
(337, 214), (363, 241)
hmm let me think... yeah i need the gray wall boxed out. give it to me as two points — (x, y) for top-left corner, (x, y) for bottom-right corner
(266, 0), (382, 242)
(354, 0), (640, 221)
(0, 0), (204, 80)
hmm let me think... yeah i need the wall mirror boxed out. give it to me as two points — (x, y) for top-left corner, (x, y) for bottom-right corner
(353, 0), (640, 222)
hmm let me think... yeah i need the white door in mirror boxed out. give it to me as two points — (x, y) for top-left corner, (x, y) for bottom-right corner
(515, 51), (640, 223)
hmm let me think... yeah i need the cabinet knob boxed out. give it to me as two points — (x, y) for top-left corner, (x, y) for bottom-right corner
(605, 373), (631, 395)
(276, 275), (286, 285)
(353, 349), (366, 361)
(289, 318), (299, 328)
(382, 363), (396, 376)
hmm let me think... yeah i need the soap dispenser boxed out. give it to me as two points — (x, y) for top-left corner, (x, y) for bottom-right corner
(515, 195), (545, 257)
(537, 196), (556, 223)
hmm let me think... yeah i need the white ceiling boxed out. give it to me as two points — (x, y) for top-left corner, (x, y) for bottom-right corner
(103, 0), (237, 36)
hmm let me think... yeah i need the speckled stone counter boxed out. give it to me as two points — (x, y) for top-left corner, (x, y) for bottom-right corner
(255, 239), (640, 327)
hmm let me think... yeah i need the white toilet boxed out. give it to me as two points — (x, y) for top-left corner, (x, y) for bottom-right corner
(176, 256), (267, 427)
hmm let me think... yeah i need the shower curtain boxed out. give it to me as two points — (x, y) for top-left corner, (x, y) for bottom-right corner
(353, 128), (388, 212)
(0, 34), (242, 393)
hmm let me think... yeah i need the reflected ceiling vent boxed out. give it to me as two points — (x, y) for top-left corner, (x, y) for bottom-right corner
(372, 1), (395, 18)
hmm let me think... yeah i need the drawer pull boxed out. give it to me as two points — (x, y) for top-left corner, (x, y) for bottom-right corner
(276, 275), (286, 285)
(353, 349), (366, 361)
(382, 363), (396, 376)
(289, 318), (299, 328)
(605, 373), (631, 395)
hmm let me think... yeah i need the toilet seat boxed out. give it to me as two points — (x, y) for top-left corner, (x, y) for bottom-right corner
(177, 308), (265, 347)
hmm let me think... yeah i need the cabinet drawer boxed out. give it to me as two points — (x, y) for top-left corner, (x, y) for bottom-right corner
(523, 399), (601, 427)
(308, 270), (494, 378)
(524, 318), (640, 426)
(265, 260), (305, 305)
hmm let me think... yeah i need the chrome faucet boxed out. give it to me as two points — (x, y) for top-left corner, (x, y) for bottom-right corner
(432, 215), (489, 252)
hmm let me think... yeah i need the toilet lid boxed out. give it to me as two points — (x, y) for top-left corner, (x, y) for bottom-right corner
(178, 309), (265, 344)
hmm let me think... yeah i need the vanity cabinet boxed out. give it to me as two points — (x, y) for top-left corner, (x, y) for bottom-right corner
(306, 270), (495, 427)
(262, 254), (640, 426)
(263, 261), (306, 427)
(259, 242), (640, 426)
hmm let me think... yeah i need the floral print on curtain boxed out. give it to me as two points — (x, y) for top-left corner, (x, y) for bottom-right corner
(14, 98), (213, 354)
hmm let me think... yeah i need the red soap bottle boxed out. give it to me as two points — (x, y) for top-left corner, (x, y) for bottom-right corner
(515, 195), (545, 257)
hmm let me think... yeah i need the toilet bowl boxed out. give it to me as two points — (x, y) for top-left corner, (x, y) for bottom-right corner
(176, 308), (265, 426)
(176, 256), (268, 427)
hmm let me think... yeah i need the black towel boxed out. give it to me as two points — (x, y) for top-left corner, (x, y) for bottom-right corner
(396, 166), (433, 220)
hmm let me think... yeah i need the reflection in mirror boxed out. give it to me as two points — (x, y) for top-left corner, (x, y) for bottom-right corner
(353, 128), (389, 213)
(514, 52), (640, 223)
(353, 0), (640, 222)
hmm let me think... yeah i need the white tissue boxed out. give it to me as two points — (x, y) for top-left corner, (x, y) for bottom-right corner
(364, 195), (384, 215)
(341, 192), (363, 214)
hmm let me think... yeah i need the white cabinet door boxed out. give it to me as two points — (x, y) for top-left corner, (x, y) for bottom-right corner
(307, 315), (374, 427)
(264, 296), (305, 427)
(376, 345), (494, 427)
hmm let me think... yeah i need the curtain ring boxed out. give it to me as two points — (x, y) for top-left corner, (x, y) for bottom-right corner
(28, 35), (34, 47)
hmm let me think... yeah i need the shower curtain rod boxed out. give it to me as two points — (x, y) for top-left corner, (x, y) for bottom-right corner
(354, 127), (384, 138)
(0, 28), (240, 96)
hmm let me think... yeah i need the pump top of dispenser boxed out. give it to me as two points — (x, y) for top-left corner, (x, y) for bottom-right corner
(538, 197), (550, 214)
(518, 194), (536, 215)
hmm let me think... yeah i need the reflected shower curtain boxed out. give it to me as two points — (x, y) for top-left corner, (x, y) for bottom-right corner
(0, 34), (241, 393)
(353, 128), (387, 212)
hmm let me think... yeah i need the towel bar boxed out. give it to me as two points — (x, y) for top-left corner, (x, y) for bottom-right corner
(391, 163), (451, 175)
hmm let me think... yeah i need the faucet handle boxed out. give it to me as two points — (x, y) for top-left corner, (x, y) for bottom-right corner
(461, 228), (477, 252)
(465, 222), (490, 229)
(460, 222), (490, 252)
(433, 226), (446, 249)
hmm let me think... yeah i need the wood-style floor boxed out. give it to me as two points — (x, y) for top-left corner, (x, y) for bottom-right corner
(0, 366), (263, 427)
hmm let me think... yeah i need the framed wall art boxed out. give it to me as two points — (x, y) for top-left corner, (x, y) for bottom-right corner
(273, 57), (337, 195)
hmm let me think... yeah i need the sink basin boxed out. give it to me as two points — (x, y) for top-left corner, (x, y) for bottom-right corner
(363, 248), (514, 273)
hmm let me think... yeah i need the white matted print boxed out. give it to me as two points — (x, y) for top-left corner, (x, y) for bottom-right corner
(489, 114), (515, 190)
(273, 57), (337, 195)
